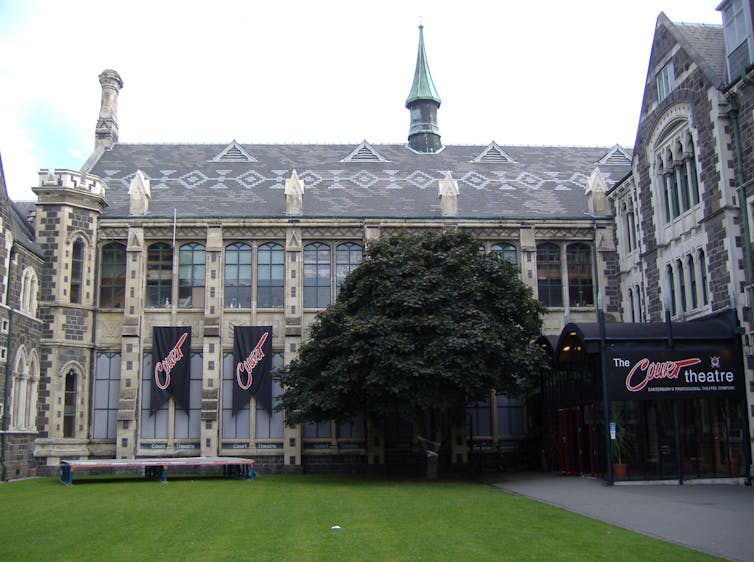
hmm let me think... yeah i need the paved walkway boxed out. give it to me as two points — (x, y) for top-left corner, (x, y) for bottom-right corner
(492, 472), (754, 561)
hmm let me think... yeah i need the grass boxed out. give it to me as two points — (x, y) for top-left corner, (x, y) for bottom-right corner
(0, 474), (720, 561)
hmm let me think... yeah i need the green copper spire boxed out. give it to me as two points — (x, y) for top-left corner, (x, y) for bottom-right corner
(405, 25), (441, 107)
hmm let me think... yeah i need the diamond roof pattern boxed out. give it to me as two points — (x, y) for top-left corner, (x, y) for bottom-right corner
(89, 142), (631, 219)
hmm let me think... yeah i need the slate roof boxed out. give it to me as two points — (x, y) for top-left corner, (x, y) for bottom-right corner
(88, 142), (631, 220)
(668, 18), (726, 86)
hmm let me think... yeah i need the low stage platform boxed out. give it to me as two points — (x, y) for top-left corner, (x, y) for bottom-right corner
(59, 457), (255, 485)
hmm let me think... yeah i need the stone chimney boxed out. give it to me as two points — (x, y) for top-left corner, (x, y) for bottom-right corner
(95, 69), (124, 149)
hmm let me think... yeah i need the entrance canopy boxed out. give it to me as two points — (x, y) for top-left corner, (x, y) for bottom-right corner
(551, 309), (745, 401)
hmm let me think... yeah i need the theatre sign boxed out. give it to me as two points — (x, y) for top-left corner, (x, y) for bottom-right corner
(606, 348), (745, 401)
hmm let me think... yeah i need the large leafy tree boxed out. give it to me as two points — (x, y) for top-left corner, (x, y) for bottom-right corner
(276, 230), (545, 430)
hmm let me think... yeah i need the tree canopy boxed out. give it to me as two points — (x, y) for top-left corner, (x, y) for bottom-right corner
(276, 230), (545, 426)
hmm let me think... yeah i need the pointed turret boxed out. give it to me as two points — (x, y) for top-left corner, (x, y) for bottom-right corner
(406, 25), (442, 153)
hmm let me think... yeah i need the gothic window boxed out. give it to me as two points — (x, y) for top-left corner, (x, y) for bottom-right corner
(10, 349), (38, 431)
(335, 242), (363, 293)
(224, 243), (252, 308)
(677, 258), (687, 313)
(63, 370), (77, 437)
(257, 243), (284, 308)
(146, 243), (172, 307)
(622, 203), (637, 253)
(178, 243), (205, 308)
(654, 121), (702, 226)
(537, 243), (562, 307)
(688, 255), (698, 309)
(567, 243), (594, 307)
(20, 267), (38, 315)
(491, 243), (518, 266)
(93, 352), (121, 439)
(304, 243), (331, 308)
(70, 239), (84, 304)
(99, 243), (126, 308)
(635, 284), (643, 322)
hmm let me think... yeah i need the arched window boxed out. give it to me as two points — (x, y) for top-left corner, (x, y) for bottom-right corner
(688, 255), (698, 309)
(491, 243), (518, 266)
(257, 243), (284, 308)
(70, 239), (84, 304)
(10, 351), (39, 430)
(179, 243), (205, 308)
(336, 242), (363, 293)
(567, 243), (593, 307)
(677, 258), (687, 313)
(687, 136), (700, 205)
(146, 243), (172, 307)
(699, 250), (709, 305)
(304, 242), (331, 308)
(628, 288), (635, 322)
(99, 243), (126, 308)
(652, 115), (702, 226)
(537, 243), (562, 307)
(635, 285), (643, 322)
(63, 370), (77, 437)
(224, 243), (252, 308)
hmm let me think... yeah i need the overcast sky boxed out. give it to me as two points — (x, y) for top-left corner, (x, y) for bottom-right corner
(0, 0), (723, 201)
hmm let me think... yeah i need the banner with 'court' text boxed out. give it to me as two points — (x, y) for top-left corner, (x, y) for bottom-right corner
(151, 326), (191, 414)
(233, 326), (273, 415)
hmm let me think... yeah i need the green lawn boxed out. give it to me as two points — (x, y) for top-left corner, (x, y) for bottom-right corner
(0, 474), (719, 561)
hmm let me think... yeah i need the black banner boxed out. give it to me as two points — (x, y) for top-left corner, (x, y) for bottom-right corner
(151, 326), (191, 414)
(606, 347), (744, 401)
(233, 326), (273, 414)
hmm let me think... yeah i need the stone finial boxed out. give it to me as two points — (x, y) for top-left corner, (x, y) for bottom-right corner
(285, 169), (305, 216)
(95, 69), (124, 149)
(128, 170), (151, 215)
(438, 172), (459, 217)
(586, 167), (609, 215)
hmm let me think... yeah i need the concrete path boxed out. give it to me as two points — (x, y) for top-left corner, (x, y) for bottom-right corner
(492, 472), (754, 561)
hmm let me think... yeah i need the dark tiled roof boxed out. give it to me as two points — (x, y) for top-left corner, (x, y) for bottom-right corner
(668, 19), (725, 86)
(88, 142), (631, 220)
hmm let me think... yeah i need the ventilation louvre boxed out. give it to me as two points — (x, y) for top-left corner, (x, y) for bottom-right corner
(471, 142), (516, 163)
(342, 141), (389, 163)
(210, 141), (257, 163)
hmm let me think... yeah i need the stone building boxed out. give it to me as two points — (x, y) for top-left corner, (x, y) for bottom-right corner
(26, 26), (630, 475)
(4, 6), (753, 480)
(601, 5), (754, 480)
(0, 154), (44, 480)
